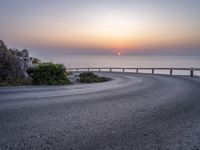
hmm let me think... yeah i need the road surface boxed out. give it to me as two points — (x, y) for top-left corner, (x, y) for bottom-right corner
(0, 72), (200, 150)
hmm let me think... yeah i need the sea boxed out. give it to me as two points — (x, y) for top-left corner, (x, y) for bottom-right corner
(41, 54), (200, 76)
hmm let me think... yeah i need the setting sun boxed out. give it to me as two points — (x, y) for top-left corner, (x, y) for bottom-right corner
(1, 0), (199, 55)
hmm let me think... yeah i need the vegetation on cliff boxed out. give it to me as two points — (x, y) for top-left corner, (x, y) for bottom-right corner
(0, 40), (71, 86)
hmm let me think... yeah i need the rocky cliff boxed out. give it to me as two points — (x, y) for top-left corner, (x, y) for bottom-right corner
(0, 40), (34, 82)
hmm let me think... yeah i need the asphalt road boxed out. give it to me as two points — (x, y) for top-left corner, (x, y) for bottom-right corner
(0, 72), (200, 150)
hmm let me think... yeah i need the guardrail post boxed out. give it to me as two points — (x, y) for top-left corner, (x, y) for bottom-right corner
(76, 68), (78, 72)
(122, 68), (125, 72)
(110, 68), (112, 72)
(99, 68), (101, 72)
(152, 68), (154, 74)
(190, 68), (194, 77)
(88, 68), (90, 72)
(136, 68), (138, 73)
(170, 68), (173, 75)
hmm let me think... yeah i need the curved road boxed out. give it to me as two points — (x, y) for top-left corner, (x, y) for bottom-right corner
(0, 73), (200, 150)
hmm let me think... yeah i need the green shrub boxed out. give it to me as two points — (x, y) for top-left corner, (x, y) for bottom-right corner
(27, 63), (70, 85)
(79, 72), (109, 83)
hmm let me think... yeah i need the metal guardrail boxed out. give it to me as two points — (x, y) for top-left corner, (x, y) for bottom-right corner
(67, 67), (200, 77)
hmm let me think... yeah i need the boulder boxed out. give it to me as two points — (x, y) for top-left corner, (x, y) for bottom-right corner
(0, 40), (4, 48)
(21, 49), (29, 58)
(0, 40), (34, 81)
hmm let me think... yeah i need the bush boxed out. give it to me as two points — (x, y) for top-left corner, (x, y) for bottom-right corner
(79, 72), (109, 83)
(27, 63), (70, 85)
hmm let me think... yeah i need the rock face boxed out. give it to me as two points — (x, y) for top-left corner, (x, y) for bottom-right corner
(0, 40), (34, 81)
(0, 40), (4, 48)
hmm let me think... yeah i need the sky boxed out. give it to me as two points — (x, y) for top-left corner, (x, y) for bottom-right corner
(0, 0), (200, 56)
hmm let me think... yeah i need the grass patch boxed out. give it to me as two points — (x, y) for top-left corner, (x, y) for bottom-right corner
(0, 78), (32, 86)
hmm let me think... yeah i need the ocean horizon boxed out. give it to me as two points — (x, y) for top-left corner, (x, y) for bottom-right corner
(39, 54), (200, 76)
(41, 54), (200, 68)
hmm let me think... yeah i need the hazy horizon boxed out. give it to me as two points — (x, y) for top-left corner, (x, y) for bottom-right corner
(0, 0), (200, 57)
